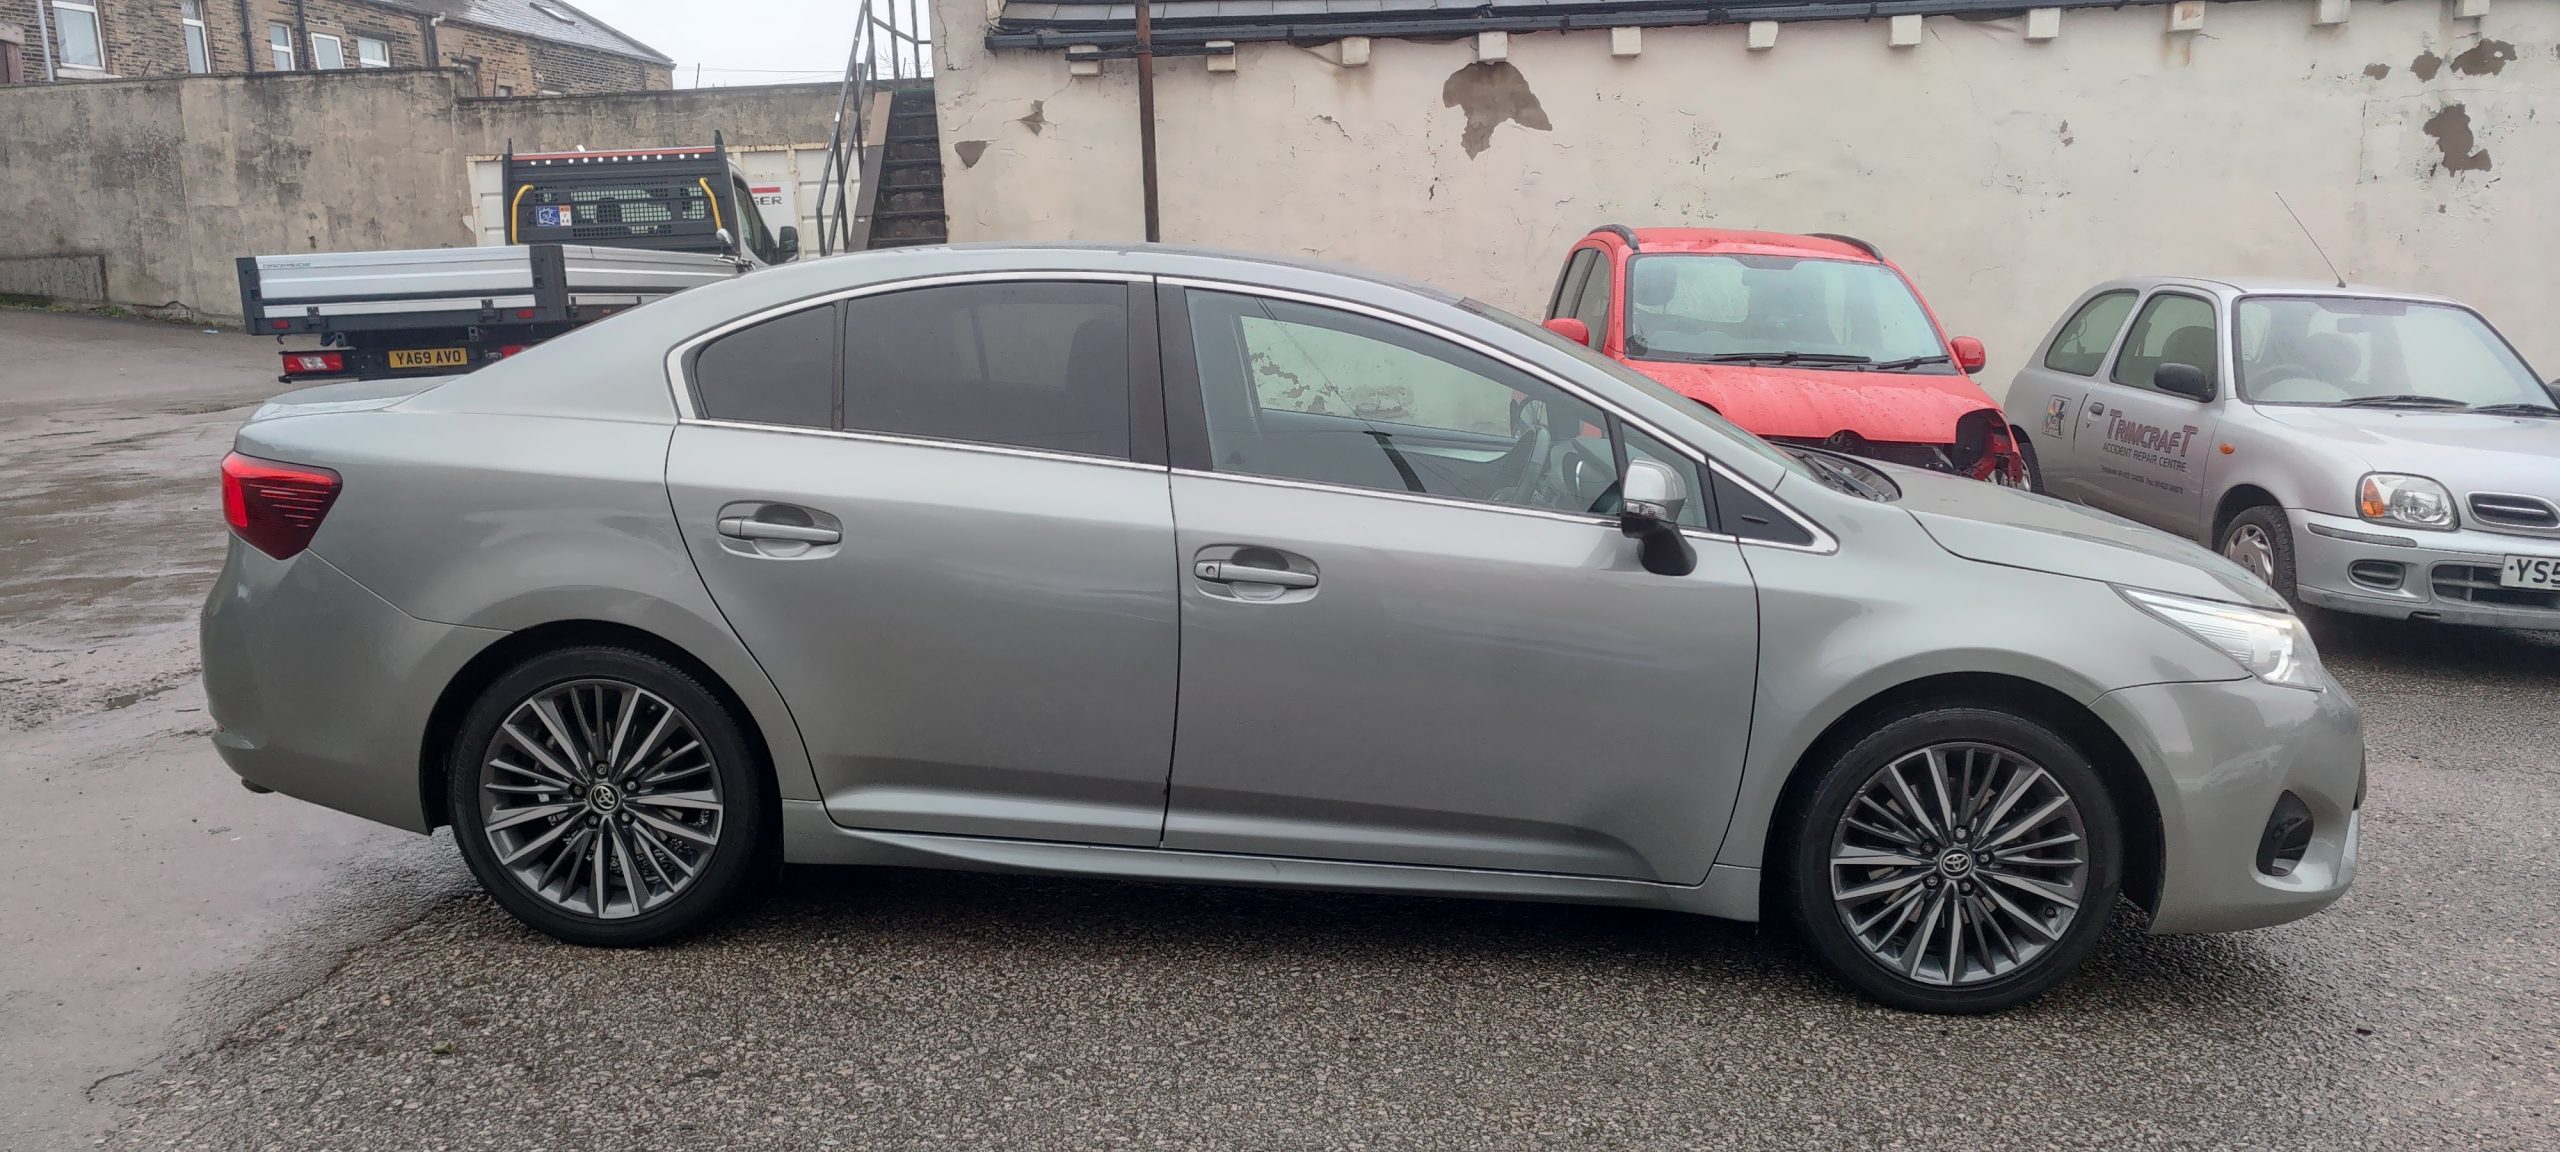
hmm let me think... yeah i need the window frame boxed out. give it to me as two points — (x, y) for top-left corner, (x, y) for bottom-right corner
(355, 36), (391, 67)
(267, 22), (296, 70)
(310, 32), (346, 70)
(53, 1), (105, 71)
(1158, 277), (1830, 551)
(2106, 289), (2221, 394)
(2039, 289), (2137, 378)
(666, 271), (1166, 471)
(180, 0), (211, 73)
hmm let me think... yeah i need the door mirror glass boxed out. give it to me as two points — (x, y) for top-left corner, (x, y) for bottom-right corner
(1950, 336), (1988, 374)
(776, 225), (800, 260)
(1542, 317), (1590, 345)
(1618, 459), (1698, 577)
(2154, 361), (2215, 402)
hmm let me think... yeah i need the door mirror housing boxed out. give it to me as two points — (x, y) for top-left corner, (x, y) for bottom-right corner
(1950, 336), (1988, 374)
(1543, 317), (1591, 346)
(2153, 362), (2216, 402)
(776, 225), (800, 261)
(1618, 459), (1698, 577)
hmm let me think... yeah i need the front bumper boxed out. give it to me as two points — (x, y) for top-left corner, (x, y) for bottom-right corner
(200, 538), (504, 833)
(2092, 675), (2363, 935)
(2290, 508), (2560, 629)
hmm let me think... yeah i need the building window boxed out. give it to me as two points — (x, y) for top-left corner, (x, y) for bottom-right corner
(52, 1), (104, 70)
(268, 23), (296, 70)
(356, 37), (389, 68)
(496, 84), (515, 97)
(311, 33), (345, 70)
(180, 0), (211, 73)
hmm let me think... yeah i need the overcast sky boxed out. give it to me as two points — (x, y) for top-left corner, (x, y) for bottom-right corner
(578, 0), (930, 88)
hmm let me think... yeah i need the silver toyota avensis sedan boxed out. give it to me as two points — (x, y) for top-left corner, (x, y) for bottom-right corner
(203, 246), (2363, 1014)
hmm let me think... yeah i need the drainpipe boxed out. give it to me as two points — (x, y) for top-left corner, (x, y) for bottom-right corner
(33, 0), (55, 81)
(422, 14), (442, 70)
(292, 0), (310, 69)
(237, 0), (256, 72)
(1133, 1), (1159, 242)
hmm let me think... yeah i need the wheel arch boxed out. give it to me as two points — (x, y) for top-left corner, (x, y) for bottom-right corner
(2211, 483), (2284, 548)
(418, 619), (786, 835)
(1761, 671), (2166, 921)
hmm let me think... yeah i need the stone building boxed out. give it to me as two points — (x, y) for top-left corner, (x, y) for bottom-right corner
(0, 0), (670, 93)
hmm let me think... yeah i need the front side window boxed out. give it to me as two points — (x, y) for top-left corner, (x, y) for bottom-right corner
(311, 33), (345, 70)
(692, 304), (837, 429)
(842, 281), (1131, 459)
(2236, 296), (2550, 408)
(267, 23), (295, 70)
(1624, 254), (1947, 370)
(54, 2), (103, 69)
(356, 37), (390, 67)
(2110, 293), (2219, 391)
(1185, 290), (1621, 516)
(1569, 256), (1611, 349)
(1547, 249), (1595, 320)
(2042, 290), (2136, 376)
(180, 0), (210, 73)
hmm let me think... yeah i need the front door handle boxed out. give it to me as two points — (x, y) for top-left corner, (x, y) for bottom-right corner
(718, 517), (841, 545)
(1194, 560), (1317, 588)
(2087, 402), (2107, 417)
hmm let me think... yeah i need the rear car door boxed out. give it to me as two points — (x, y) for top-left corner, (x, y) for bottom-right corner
(1155, 284), (1762, 883)
(664, 274), (1179, 846)
(2009, 289), (2137, 503)
(2079, 290), (2222, 534)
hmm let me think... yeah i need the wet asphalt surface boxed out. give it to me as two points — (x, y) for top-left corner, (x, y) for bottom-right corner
(3, 309), (2556, 1150)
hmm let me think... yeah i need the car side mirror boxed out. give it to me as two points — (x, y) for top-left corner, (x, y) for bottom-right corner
(776, 225), (800, 260)
(1950, 336), (1987, 374)
(1618, 459), (1698, 577)
(1543, 317), (1591, 346)
(2153, 362), (2216, 402)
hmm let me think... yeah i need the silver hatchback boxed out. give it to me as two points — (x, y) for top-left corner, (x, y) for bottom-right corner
(202, 246), (2363, 1013)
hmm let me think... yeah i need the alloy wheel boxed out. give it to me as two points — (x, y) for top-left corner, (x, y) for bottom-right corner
(2224, 523), (2279, 584)
(1829, 742), (2089, 987)
(478, 678), (725, 920)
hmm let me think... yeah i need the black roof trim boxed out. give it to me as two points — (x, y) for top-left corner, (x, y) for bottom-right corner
(1805, 232), (1883, 260)
(1596, 224), (1640, 252)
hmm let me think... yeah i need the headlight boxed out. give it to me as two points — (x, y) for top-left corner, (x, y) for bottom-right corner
(2119, 587), (2325, 691)
(2358, 473), (2457, 530)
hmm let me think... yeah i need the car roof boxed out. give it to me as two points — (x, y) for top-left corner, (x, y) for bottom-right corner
(2091, 274), (2465, 306)
(1602, 228), (1883, 264)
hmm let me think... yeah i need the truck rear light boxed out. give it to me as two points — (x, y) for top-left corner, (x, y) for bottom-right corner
(515, 308), (537, 319)
(281, 351), (345, 375)
(270, 320), (291, 330)
(496, 345), (525, 358)
(221, 452), (341, 559)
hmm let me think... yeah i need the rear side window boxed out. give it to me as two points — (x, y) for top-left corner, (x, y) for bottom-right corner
(691, 303), (838, 428)
(842, 282), (1131, 459)
(2041, 291), (2136, 377)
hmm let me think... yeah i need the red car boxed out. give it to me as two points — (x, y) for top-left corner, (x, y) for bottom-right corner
(1541, 227), (2031, 485)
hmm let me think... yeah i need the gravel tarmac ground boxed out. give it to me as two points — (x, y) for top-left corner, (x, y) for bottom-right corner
(3, 309), (2554, 1150)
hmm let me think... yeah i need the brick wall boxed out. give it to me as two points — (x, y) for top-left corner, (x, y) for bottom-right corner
(0, 0), (658, 91)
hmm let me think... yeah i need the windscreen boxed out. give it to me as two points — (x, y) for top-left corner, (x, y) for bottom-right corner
(1625, 255), (1948, 368)
(2235, 296), (2551, 407)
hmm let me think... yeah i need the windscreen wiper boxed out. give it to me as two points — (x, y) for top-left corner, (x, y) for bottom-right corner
(1690, 352), (1875, 366)
(2469, 402), (2560, 418)
(1868, 354), (1951, 372)
(2332, 394), (2470, 408)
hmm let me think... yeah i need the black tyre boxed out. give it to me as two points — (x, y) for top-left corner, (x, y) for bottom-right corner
(2013, 431), (2048, 495)
(1785, 705), (2121, 1014)
(448, 646), (769, 946)
(2220, 504), (2300, 606)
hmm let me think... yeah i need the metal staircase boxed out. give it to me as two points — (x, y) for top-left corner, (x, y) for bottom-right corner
(814, 0), (944, 256)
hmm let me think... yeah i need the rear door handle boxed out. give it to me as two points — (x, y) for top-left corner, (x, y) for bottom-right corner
(1194, 560), (1317, 588)
(718, 517), (841, 545)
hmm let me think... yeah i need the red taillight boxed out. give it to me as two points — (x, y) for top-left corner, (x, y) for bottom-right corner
(270, 320), (291, 331)
(280, 350), (345, 375)
(515, 308), (537, 319)
(221, 452), (341, 559)
(496, 345), (525, 358)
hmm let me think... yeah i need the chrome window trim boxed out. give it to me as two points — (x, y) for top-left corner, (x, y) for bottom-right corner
(660, 269), (1153, 423)
(682, 418), (1171, 474)
(1158, 274), (1837, 555)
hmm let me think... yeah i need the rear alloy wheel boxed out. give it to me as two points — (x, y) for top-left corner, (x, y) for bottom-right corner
(450, 647), (767, 946)
(1789, 707), (2120, 1014)
(2221, 505), (2300, 606)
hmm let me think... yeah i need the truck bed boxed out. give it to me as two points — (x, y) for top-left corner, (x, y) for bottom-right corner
(238, 244), (744, 335)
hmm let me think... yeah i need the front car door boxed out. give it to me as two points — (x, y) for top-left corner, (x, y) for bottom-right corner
(1155, 283), (1761, 884)
(2077, 289), (2224, 535)
(664, 274), (1180, 846)
(2009, 288), (2138, 504)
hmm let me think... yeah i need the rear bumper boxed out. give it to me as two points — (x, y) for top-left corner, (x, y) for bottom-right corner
(199, 538), (504, 832)
(2290, 509), (2560, 630)
(2092, 676), (2364, 935)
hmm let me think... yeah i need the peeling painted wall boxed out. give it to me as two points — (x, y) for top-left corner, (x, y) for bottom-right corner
(933, 2), (2560, 389)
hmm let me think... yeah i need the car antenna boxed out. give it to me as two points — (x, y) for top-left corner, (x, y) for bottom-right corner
(2275, 192), (2347, 289)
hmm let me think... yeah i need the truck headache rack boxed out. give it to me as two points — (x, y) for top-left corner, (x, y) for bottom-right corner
(504, 137), (748, 253)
